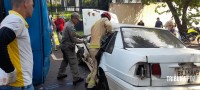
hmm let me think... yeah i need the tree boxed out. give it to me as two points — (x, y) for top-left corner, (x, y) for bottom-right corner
(82, 0), (98, 8)
(99, 0), (112, 11)
(140, 0), (200, 33)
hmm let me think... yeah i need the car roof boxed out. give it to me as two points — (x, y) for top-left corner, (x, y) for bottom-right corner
(112, 23), (167, 31)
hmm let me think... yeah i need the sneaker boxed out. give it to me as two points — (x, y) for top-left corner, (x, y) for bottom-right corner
(57, 74), (67, 80)
(73, 78), (84, 85)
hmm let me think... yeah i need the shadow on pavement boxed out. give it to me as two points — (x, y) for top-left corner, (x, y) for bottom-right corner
(35, 49), (90, 90)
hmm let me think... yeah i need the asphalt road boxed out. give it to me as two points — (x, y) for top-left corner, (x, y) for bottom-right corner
(35, 44), (200, 90)
(35, 49), (90, 90)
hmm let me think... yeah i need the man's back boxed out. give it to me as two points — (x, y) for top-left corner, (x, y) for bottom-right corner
(61, 20), (74, 45)
(90, 17), (112, 48)
(54, 18), (65, 32)
(155, 20), (163, 28)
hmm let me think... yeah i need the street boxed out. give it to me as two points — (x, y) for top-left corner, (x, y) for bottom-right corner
(35, 49), (90, 90)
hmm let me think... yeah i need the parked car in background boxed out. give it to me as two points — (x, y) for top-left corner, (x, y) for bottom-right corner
(97, 23), (200, 90)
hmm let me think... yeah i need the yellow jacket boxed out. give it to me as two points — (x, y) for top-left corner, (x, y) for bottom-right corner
(89, 17), (112, 48)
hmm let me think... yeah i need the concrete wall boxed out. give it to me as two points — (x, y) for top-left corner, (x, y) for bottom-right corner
(109, 3), (172, 27)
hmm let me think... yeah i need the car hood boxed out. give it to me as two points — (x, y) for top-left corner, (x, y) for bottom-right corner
(126, 48), (200, 63)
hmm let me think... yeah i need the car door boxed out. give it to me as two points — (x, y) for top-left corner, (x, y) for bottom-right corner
(101, 31), (120, 90)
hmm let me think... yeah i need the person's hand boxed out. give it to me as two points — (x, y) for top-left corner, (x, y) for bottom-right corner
(82, 39), (87, 44)
(7, 69), (16, 84)
(0, 68), (8, 86)
(0, 68), (16, 86)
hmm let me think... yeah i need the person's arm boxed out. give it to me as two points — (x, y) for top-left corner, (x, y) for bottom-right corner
(104, 19), (112, 33)
(67, 26), (83, 44)
(0, 27), (15, 73)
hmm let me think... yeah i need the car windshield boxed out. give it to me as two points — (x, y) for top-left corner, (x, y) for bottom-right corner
(121, 27), (185, 48)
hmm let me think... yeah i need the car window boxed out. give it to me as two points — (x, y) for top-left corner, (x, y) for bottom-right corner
(105, 31), (117, 54)
(100, 31), (117, 54)
(121, 27), (185, 48)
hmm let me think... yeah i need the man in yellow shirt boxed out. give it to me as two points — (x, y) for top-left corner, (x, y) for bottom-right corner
(86, 12), (112, 89)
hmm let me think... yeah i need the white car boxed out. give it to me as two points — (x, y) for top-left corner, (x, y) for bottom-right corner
(96, 23), (200, 90)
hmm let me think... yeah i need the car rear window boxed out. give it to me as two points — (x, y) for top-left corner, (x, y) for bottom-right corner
(121, 27), (185, 48)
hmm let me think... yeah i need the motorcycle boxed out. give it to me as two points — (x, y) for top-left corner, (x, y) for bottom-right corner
(76, 44), (85, 65)
(75, 36), (93, 71)
(181, 27), (200, 44)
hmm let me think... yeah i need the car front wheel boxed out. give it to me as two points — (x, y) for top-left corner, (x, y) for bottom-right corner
(97, 68), (109, 90)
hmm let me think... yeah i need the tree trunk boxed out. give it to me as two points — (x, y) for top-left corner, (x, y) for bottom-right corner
(166, 1), (182, 32)
(181, 0), (190, 32)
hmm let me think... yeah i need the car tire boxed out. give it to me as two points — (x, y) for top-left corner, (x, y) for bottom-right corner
(97, 68), (109, 90)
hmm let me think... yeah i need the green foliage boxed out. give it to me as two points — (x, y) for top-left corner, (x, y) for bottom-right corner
(47, 2), (63, 12)
(51, 11), (72, 21)
(83, 0), (98, 7)
(47, 3), (61, 8)
(76, 31), (84, 36)
(139, 0), (200, 32)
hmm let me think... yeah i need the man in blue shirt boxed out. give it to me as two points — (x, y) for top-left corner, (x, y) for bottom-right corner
(155, 17), (163, 28)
